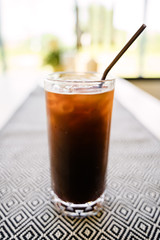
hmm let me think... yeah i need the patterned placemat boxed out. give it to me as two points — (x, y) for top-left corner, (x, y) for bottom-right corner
(0, 87), (160, 239)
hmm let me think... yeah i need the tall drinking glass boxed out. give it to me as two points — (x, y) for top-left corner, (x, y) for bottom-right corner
(44, 72), (115, 217)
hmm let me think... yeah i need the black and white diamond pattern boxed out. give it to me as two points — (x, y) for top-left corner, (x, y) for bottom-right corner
(35, 205), (57, 231)
(0, 185), (11, 201)
(138, 199), (159, 223)
(0, 88), (160, 239)
(8, 207), (30, 233)
(18, 184), (35, 200)
(1, 194), (20, 217)
(98, 215), (127, 239)
(151, 227), (160, 240)
(143, 184), (160, 204)
(121, 187), (140, 208)
(112, 201), (134, 225)
(131, 213), (154, 239)
(124, 230), (146, 240)
(75, 221), (99, 239)
(0, 223), (12, 240)
(46, 222), (70, 239)
(25, 194), (45, 215)
(16, 222), (41, 239)
(104, 189), (116, 211)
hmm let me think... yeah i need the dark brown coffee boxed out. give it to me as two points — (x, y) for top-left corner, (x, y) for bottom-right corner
(46, 89), (114, 203)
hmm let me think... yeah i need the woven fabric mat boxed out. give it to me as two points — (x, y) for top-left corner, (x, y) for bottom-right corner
(0, 87), (160, 239)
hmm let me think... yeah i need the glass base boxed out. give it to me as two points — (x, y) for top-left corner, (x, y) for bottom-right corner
(50, 190), (104, 218)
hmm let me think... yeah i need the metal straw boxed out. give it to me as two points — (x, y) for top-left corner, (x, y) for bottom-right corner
(101, 24), (146, 80)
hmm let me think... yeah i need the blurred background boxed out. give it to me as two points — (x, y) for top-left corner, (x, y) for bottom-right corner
(1, 0), (160, 75)
(0, 0), (160, 124)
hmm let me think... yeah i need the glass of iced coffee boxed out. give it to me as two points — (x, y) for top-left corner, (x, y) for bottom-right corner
(44, 72), (115, 217)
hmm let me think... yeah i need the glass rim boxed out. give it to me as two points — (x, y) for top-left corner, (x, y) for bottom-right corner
(45, 71), (115, 84)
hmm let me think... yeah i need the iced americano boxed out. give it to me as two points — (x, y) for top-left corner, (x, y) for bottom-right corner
(45, 74), (114, 205)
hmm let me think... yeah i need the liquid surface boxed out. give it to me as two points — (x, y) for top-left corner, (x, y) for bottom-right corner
(46, 89), (114, 203)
